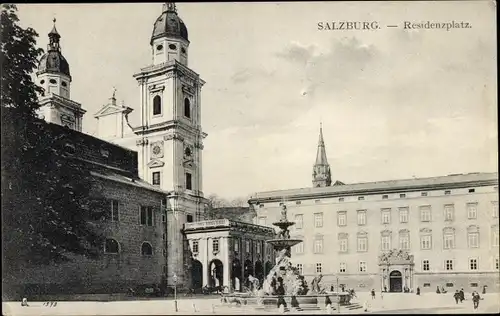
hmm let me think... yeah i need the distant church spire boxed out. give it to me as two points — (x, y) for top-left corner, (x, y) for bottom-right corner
(312, 123), (332, 187)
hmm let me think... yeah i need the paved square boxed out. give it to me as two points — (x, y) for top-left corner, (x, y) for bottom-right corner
(2, 293), (499, 315)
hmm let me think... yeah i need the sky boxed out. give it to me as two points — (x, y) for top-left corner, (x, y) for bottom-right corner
(17, 2), (497, 200)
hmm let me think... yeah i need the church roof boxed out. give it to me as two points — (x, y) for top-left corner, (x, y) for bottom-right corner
(150, 3), (189, 45)
(249, 172), (498, 203)
(314, 124), (329, 166)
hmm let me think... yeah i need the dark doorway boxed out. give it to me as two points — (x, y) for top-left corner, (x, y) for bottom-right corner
(255, 261), (264, 284)
(389, 270), (403, 292)
(209, 259), (224, 288)
(191, 260), (203, 290)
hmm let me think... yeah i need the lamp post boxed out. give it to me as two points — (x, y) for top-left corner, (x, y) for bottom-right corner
(336, 275), (340, 314)
(173, 273), (178, 312)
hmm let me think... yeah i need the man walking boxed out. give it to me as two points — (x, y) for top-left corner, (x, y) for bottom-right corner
(371, 289), (376, 300)
(453, 290), (460, 304)
(459, 288), (465, 303)
(472, 291), (481, 310)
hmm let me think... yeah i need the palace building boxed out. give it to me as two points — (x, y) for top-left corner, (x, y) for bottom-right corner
(248, 125), (499, 293)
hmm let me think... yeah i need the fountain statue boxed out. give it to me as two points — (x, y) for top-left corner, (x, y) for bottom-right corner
(223, 202), (351, 311)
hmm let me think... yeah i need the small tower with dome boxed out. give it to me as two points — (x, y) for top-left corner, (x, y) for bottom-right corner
(36, 18), (85, 131)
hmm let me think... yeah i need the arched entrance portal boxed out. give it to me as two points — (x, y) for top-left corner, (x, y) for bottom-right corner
(232, 258), (242, 291)
(209, 259), (224, 288)
(254, 261), (264, 284)
(389, 270), (403, 292)
(191, 260), (203, 290)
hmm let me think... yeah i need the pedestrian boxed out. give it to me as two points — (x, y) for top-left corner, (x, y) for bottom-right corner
(330, 285), (334, 292)
(459, 288), (464, 303)
(416, 287), (420, 296)
(472, 291), (481, 309)
(371, 289), (376, 300)
(436, 286), (441, 294)
(453, 290), (460, 304)
(21, 298), (29, 307)
(482, 285), (486, 294)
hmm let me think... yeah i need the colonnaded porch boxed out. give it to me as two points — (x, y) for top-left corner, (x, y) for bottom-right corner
(184, 219), (276, 292)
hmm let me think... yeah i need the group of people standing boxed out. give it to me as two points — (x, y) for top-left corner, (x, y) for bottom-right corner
(453, 288), (482, 309)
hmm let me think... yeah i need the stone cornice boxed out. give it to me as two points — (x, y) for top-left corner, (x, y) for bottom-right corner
(249, 177), (498, 204)
(39, 94), (86, 115)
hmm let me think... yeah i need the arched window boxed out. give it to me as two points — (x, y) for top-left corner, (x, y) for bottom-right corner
(153, 95), (162, 115)
(184, 98), (191, 118)
(104, 238), (119, 254)
(141, 242), (153, 256)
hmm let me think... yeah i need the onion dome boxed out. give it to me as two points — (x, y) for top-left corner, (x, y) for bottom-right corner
(37, 18), (71, 79)
(150, 3), (189, 45)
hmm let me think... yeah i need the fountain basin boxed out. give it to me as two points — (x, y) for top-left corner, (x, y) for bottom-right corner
(221, 293), (352, 309)
(266, 239), (303, 250)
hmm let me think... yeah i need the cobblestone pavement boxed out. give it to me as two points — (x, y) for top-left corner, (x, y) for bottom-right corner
(3, 292), (499, 315)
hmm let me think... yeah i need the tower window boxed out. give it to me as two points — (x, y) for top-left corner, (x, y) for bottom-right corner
(40, 80), (45, 84)
(152, 172), (161, 186)
(153, 95), (162, 115)
(156, 44), (163, 51)
(181, 47), (186, 54)
(49, 79), (57, 84)
(184, 98), (191, 118)
(169, 44), (177, 50)
(61, 81), (67, 87)
(185, 172), (192, 190)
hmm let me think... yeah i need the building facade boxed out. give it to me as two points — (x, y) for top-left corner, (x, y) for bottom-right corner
(184, 219), (275, 292)
(249, 127), (499, 293)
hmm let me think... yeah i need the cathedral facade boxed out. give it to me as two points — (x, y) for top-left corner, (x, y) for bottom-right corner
(33, 3), (210, 292)
(249, 126), (499, 293)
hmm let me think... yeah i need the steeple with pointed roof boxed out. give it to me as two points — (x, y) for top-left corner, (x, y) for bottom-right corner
(312, 123), (332, 187)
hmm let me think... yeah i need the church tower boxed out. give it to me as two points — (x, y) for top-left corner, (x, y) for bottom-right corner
(312, 123), (332, 187)
(133, 3), (207, 288)
(36, 19), (85, 131)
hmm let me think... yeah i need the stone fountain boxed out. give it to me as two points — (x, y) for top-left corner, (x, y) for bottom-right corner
(222, 203), (351, 312)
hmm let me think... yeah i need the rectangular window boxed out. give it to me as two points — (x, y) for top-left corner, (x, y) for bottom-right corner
(422, 260), (430, 271)
(467, 203), (478, 219)
(358, 196), (365, 201)
(152, 171), (161, 186)
(359, 261), (367, 272)
(399, 234), (410, 250)
(357, 237), (368, 252)
(399, 207), (409, 223)
(357, 210), (367, 225)
(468, 232), (479, 248)
(445, 259), (454, 271)
(316, 263), (322, 273)
(314, 212), (323, 228)
(420, 206), (432, 222)
(469, 258), (478, 270)
(382, 195), (388, 200)
(295, 214), (303, 229)
(234, 239), (239, 252)
(213, 239), (219, 253)
(297, 264), (303, 275)
(258, 216), (267, 226)
(314, 239), (323, 254)
(381, 235), (391, 251)
(444, 190), (451, 195)
(339, 262), (346, 273)
(443, 233), (455, 249)
(339, 238), (348, 252)
(295, 201), (301, 205)
(109, 200), (119, 222)
(185, 172), (192, 190)
(192, 241), (199, 253)
(400, 193), (406, 198)
(140, 206), (154, 226)
(444, 204), (454, 221)
(295, 242), (304, 254)
(421, 235), (432, 250)
(469, 188), (475, 193)
(338, 212), (347, 226)
(421, 192), (428, 197)
(381, 209), (391, 224)
(186, 214), (193, 223)
(339, 197), (344, 202)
